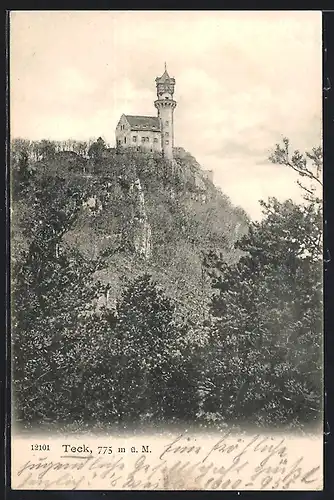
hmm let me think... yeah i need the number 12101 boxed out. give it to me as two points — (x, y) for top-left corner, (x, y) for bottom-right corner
(31, 444), (50, 451)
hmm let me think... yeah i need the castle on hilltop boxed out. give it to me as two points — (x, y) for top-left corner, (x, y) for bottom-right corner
(115, 64), (177, 160)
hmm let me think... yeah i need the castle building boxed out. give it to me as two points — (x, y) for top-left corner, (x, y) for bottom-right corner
(115, 64), (177, 160)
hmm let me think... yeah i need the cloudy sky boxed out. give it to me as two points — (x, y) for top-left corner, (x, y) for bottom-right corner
(10, 11), (322, 219)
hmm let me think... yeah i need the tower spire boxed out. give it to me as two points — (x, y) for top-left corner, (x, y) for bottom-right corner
(154, 65), (177, 160)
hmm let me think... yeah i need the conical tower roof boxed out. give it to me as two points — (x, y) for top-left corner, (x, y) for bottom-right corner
(155, 63), (174, 83)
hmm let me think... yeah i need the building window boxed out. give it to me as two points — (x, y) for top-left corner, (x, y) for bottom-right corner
(146, 137), (149, 142)
(117, 140), (121, 145)
(141, 137), (145, 143)
(165, 121), (169, 126)
(165, 132), (169, 137)
(165, 140), (169, 145)
(133, 136), (137, 142)
(124, 137), (126, 144)
(154, 138), (158, 143)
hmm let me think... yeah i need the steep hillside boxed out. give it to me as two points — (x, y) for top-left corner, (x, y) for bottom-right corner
(11, 138), (322, 431)
(11, 142), (249, 324)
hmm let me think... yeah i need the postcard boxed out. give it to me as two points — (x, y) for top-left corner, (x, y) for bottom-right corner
(10, 10), (323, 490)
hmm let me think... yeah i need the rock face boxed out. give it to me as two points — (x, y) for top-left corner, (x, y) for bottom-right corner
(61, 148), (249, 322)
(131, 178), (152, 260)
(173, 147), (214, 192)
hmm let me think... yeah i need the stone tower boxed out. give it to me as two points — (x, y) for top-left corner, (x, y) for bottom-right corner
(154, 63), (177, 160)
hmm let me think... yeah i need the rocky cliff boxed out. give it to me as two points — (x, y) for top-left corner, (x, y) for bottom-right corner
(57, 147), (249, 323)
(11, 142), (249, 324)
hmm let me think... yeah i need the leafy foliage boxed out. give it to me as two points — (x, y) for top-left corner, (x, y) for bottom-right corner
(269, 137), (322, 203)
(11, 161), (109, 423)
(105, 274), (199, 423)
(11, 137), (322, 431)
(202, 141), (322, 428)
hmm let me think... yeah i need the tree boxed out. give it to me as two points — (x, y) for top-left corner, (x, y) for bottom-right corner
(111, 274), (198, 423)
(73, 140), (88, 157)
(11, 165), (110, 425)
(11, 150), (32, 200)
(88, 137), (106, 166)
(34, 139), (57, 161)
(10, 135), (251, 428)
(268, 138), (322, 266)
(269, 137), (322, 204)
(11, 138), (31, 166)
(202, 140), (322, 429)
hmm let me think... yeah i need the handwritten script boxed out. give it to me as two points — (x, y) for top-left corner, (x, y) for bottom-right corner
(12, 432), (323, 490)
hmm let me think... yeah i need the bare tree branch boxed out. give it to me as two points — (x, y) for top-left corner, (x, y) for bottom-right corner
(269, 138), (323, 195)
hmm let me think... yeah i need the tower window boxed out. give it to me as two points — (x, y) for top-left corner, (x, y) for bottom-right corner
(165, 140), (169, 145)
(133, 136), (137, 142)
(154, 138), (158, 143)
(165, 132), (169, 137)
(146, 137), (149, 142)
(124, 137), (126, 144)
(165, 97), (169, 100)
(141, 137), (145, 143)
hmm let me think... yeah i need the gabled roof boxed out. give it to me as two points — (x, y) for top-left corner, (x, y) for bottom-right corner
(124, 115), (161, 132)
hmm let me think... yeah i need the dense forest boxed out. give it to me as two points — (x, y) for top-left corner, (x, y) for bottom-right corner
(11, 137), (322, 432)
